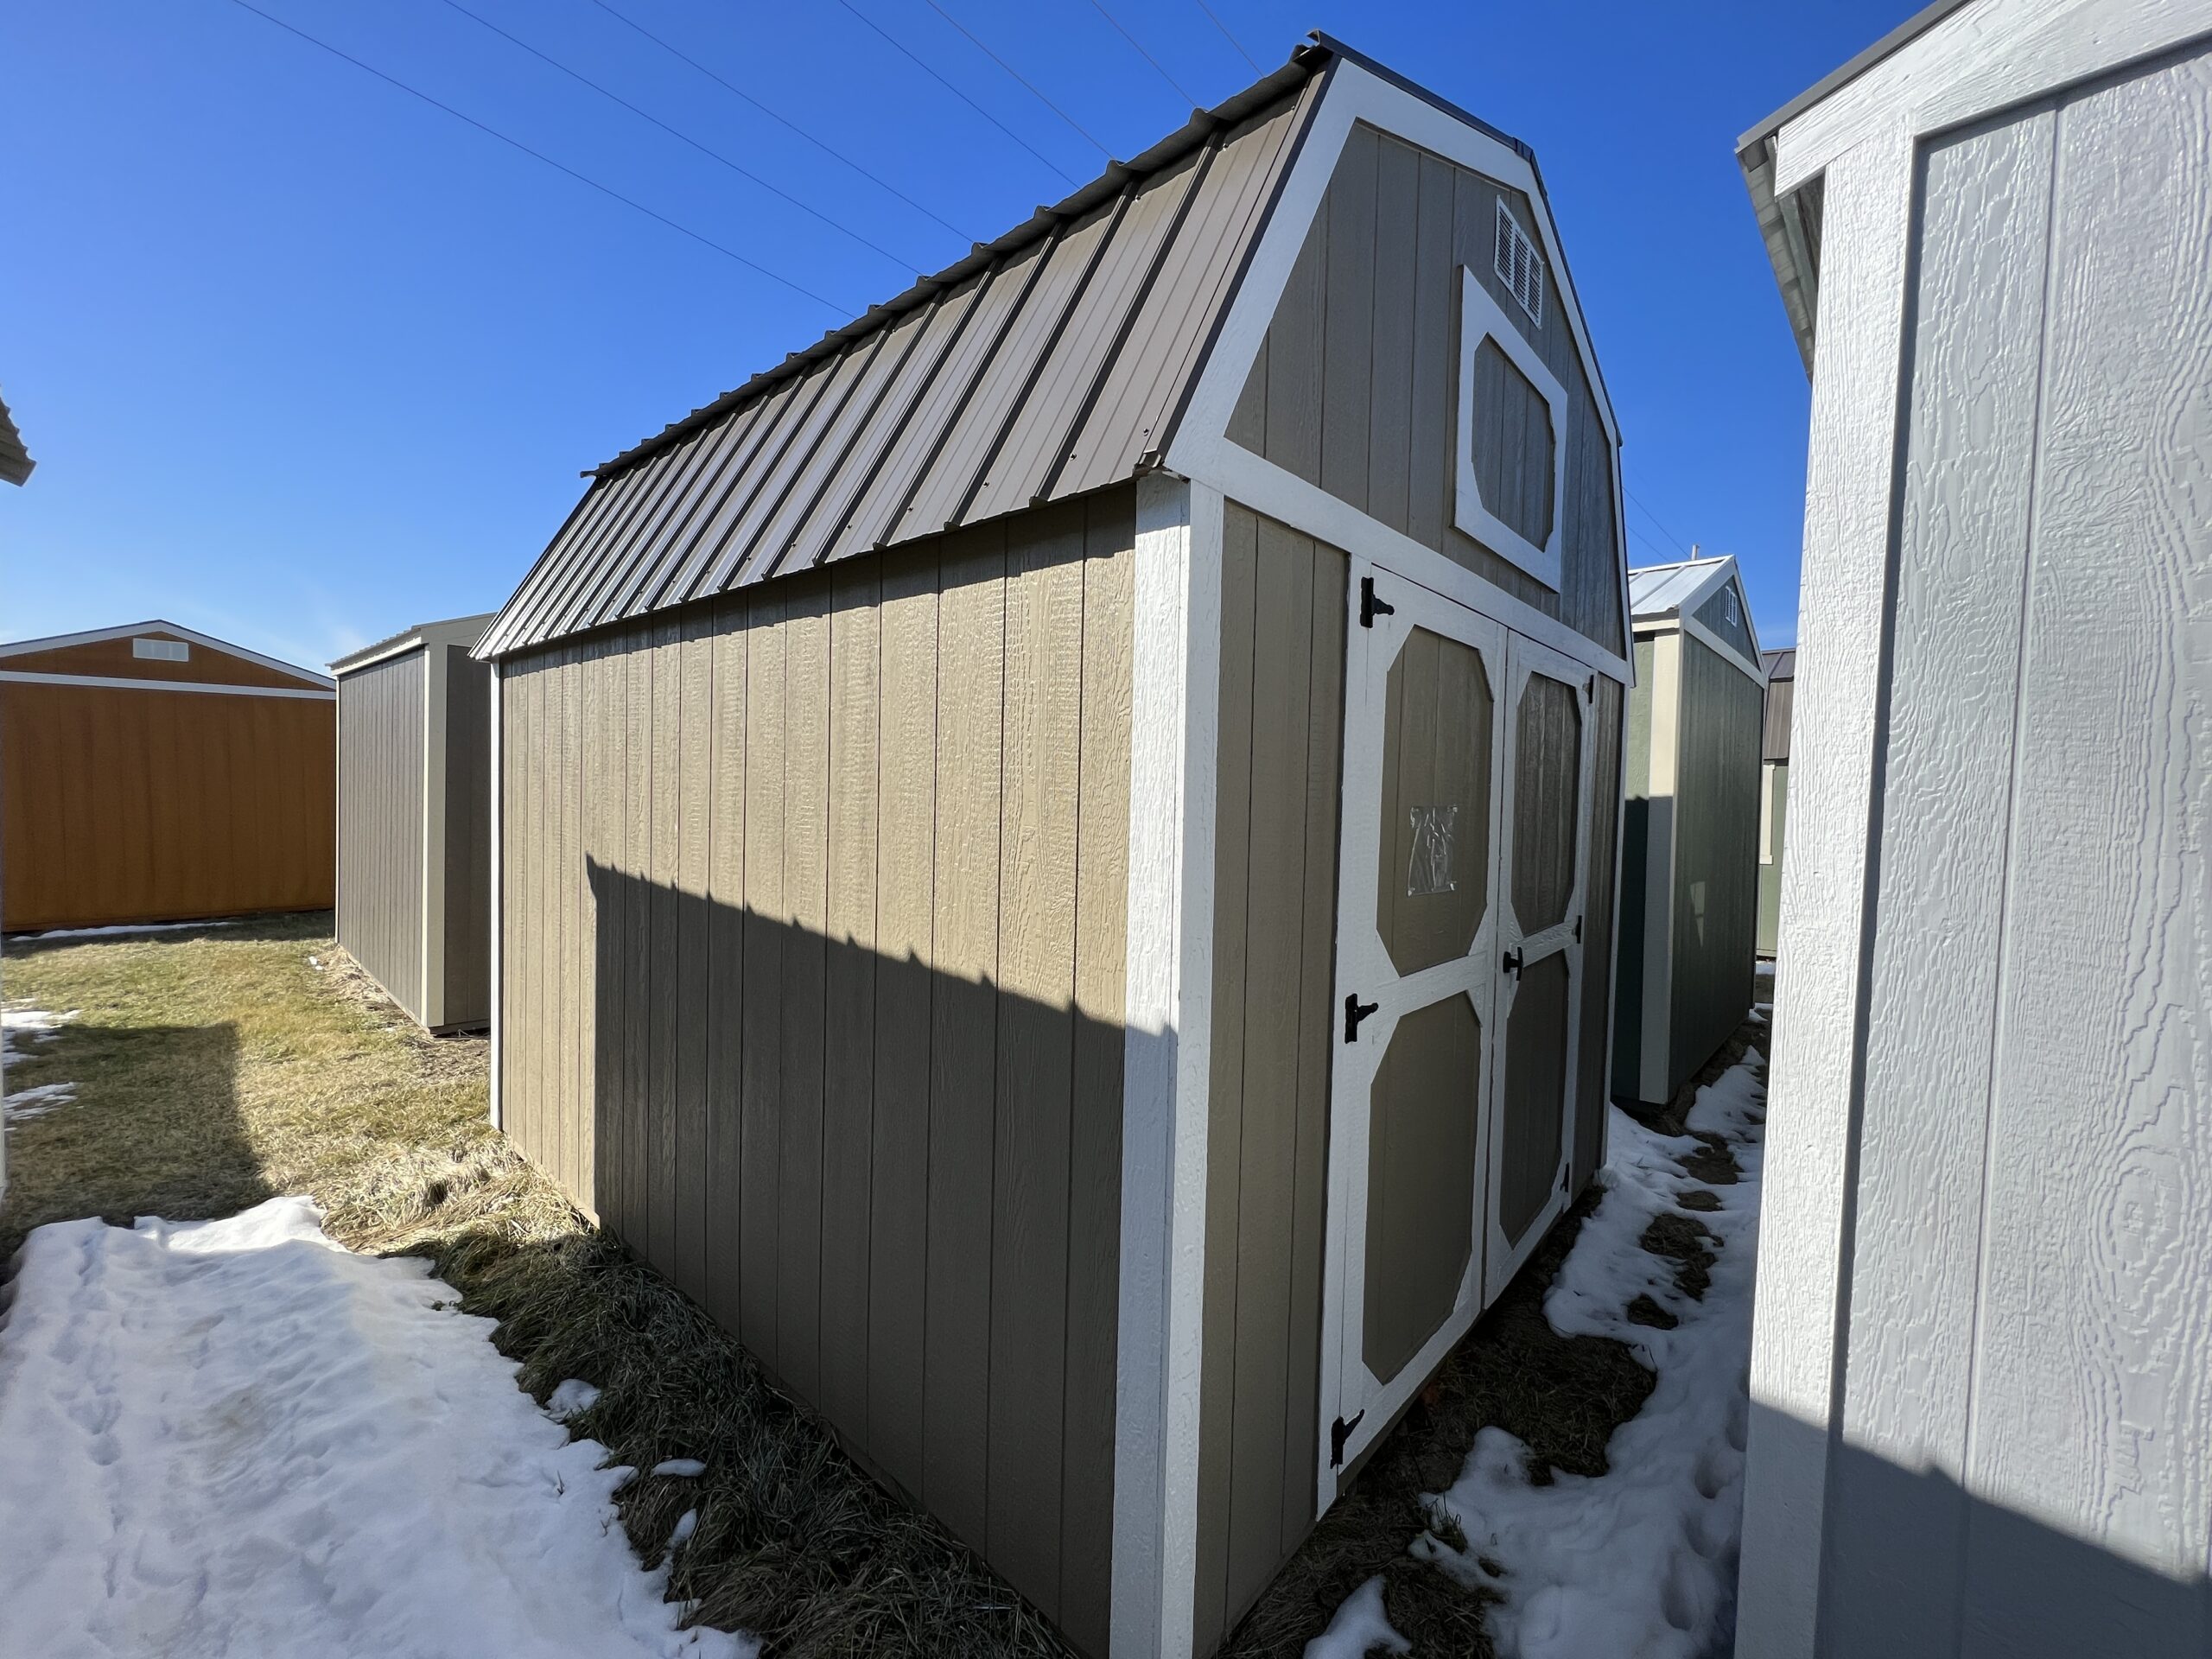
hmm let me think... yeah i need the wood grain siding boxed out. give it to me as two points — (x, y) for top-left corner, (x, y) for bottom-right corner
(1, 678), (335, 932)
(1573, 673), (1622, 1188)
(1226, 124), (1623, 658)
(1691, 582), (1758, 667)
(496, 486), (1136, 1658)
(1821, 54), (2212, 1654)
(2, 628), (325, 690)
(337, 648), (428, 1020)
(1613, 639), (1655, 1103)
(1664, 636), (1760, 1097)
(441, 644), (493, 1028)
(1192, 502), (1348, 1656)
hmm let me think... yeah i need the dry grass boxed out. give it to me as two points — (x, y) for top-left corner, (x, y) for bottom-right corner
(0, 914), (1068, 1659)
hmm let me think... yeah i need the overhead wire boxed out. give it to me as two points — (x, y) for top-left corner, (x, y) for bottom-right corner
(439, 0), (923, 272)
(225, 0), (847, 312)
(920, 0), (1112, 157)
(1189, 0), (1260, 73)
(584, 0), (976, 243)
(1624, 485), (1692, 559)
(1079, 0), (1198, 107)
(834, 0), (1078, 186)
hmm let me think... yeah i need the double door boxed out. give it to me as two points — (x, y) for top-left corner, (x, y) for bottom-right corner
(1318, 559), (1593, 1492)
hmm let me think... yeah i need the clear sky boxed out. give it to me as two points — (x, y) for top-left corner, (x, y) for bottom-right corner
(2, 0), (1913, 671)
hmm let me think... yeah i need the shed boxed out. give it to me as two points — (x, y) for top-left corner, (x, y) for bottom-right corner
(1611, 556), (1763, 1109)
(332, 613), (496, 1032)
(0, 620), (334, 931)
(1756, 646), (1792, 957)
(1735, 3), (2212, 1655)
(476, 36), (1631, 1659)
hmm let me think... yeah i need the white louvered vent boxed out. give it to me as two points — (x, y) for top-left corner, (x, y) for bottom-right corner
(131, 637), (190, 662)
(1493, 201), (1544, 326)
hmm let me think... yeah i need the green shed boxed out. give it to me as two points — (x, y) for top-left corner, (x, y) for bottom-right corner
(1613, 556), (1764, 1109)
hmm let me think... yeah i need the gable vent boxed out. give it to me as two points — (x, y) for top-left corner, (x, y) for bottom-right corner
(1493, 201), (1544, 326)
(131, 637), (190, 663)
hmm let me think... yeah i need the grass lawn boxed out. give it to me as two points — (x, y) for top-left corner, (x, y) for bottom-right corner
(1, 912), (1745, 1657)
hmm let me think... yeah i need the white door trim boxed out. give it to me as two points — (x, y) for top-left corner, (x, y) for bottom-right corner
(488, 658), (504, 1132)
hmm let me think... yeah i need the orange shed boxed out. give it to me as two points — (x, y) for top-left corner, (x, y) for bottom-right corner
(0, 621), (335, 931)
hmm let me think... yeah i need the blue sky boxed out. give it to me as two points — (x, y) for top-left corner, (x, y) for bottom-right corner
(3, 1), (1910, 670)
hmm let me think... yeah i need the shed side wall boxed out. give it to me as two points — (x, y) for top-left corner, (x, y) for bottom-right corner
(2, 681), (335, 932)
(1190, 501), (1347, 1655)
(1664, 634), (1761, 1097)
(440, 644), (493, 1027)
(337, 649), (428, 1020)
(497, 487), (1135, 1657)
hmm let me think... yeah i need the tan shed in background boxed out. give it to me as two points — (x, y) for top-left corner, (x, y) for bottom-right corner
(333, 613), (495, 1032)
(0, 621), (334, 932)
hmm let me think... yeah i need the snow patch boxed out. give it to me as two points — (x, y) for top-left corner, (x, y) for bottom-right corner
(4, 1002), (79, 1118)
(24, 918), (240, 942)
(549, 1378), (603, 1420)
(4, 1082), (79, 1121)
(0, 1196), (751, 1657)
(653, 1459), (707, 1479)
(1407, 1051), (1765, 1659)
(1303, 1575), (1409, 1659)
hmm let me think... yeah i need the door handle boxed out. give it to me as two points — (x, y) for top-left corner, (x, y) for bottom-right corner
(1502, 947), (1523, 978)
(1344, 994), (1380, 1042)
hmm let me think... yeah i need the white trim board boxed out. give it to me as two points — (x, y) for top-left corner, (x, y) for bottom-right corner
(1455, 268), (1571, 590)
(1111, 473), (1222, 1659)
(0, 670), (336, 702)
(0, 620), (333, 687)
(1168, 55), (1633, 681)
(488, 659), (504, 1132)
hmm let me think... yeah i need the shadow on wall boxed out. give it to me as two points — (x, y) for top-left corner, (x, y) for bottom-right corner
(499, 860), (1149, 1657)
(1743, 1402), (2212, 1656)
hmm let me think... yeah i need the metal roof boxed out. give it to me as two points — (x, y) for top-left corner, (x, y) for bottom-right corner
(331, 611), (497, 675)
(1761, 647), (1795, 681)
(0, 386), (32, 486)
(1628, 556), (1738, 620)
(1736, 0), (1978, 372)
(1762, 650), (1796, 762)
(476, 47), (1330, 660)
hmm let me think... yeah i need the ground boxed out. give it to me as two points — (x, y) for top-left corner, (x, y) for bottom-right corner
(0, 917), (1768, 1658)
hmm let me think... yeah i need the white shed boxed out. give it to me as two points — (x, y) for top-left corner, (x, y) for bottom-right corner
(1734, 2), (2212, 1654)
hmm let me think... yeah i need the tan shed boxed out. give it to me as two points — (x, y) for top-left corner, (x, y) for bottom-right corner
(0, 620), (334, 932)
(476, 36), (1632, 1659)
(332, 613), (496, 1032)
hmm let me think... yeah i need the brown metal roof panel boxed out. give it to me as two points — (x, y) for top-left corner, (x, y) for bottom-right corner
(562, 413), (758, 637)
(507, 451), (673, 653)
(545, 425), (721, 643)
(1058, 86), (1312, 498)
(903, 200), (1124, 537)
(483, 473), (620, 658)
(734, 302), (942, 585)
(620, 397), (782, 613)
(966, 154), (1203, 524)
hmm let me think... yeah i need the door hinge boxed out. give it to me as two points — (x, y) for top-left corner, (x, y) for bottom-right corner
(1573, 914), (1582, 944)
(1561, 1162), (1571, 1194)
(1359, 576), (1395, 629)
(1586, 674), (1595, 700)
(1330, 1409), (1366, 1469)
(1344, 993), (1380, 1042)
(1502, 947), (1523, 978)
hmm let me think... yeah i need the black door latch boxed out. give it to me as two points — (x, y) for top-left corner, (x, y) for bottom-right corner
(1502, 947), (1523, 978)
(1344, 993), (1379, 1042)
(1330, 1409), (1366, 1468)
(1359, 576), (1395, 629)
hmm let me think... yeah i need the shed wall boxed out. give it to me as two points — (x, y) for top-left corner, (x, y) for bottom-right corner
(1190, 503), (1347, 1654)
(1224, 123), (1624, 658)
(0, 680), (334, 931)
(498, 487), (1135, 1656)
(1664, 634), (1760, 1096)
(336, 648), (428, 1020)
(440, 644), (493, 1027)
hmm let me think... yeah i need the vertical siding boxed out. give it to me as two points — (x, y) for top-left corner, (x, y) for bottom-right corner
(441, 644), (493, 1028)
(497, 486), (1136, 1658)
(1227, 124), (1624, 658)
(1664, 637), (1761, 1097)
(1573, 674), (1623, 1188)
(1192, 502), (1348, 1655)
(336, 649), (427, 1020)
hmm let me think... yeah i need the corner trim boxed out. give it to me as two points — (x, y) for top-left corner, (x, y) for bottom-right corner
(487, 659), (504, 1132)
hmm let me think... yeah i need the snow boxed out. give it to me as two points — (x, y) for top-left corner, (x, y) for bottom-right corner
(1303, 1576), (1409, 1659)
(549, 1377), (602, 1420)
(23, 918), (239, 942)
(4, 1003), (79, 1120)
(0, 1196), (752, 1659)
(1405, 1050), (1765, 1659)
(653, 1459), (708, 1478)
(4, 1082), (79, 1121)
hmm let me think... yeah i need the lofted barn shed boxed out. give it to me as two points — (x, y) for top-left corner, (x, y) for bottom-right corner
(476, 36), (1631, 1659)
(332, 613), (496, 1032)
(1736, 1), (2212, 1653)
(1612, 556), (1764, 1109)
(0, 620), (334, 932)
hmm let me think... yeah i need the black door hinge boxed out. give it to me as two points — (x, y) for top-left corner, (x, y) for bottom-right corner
(1586, 674), (1595, 700)
(1573, 914), (1583, 944)
(1560, 1162), (1571, 1194)
(1359, 576), (1395, 629)
(1330, 1409), (1366, 1469)
(1344, 993), (1380, 1042)
(1502, 947), (1523, 978)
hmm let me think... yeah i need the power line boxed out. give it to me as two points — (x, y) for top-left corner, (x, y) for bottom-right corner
(836, 0), (1077, 186)
(440, 0), (920, 272)
(586, 0), (975, 244)
(226, 0), (847, 312)
(1081, 0), (1198, 107)
(1624, 485), (1691, 558)
(1189, 0), (1260, 73)
(921, 0), (1111, 157)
